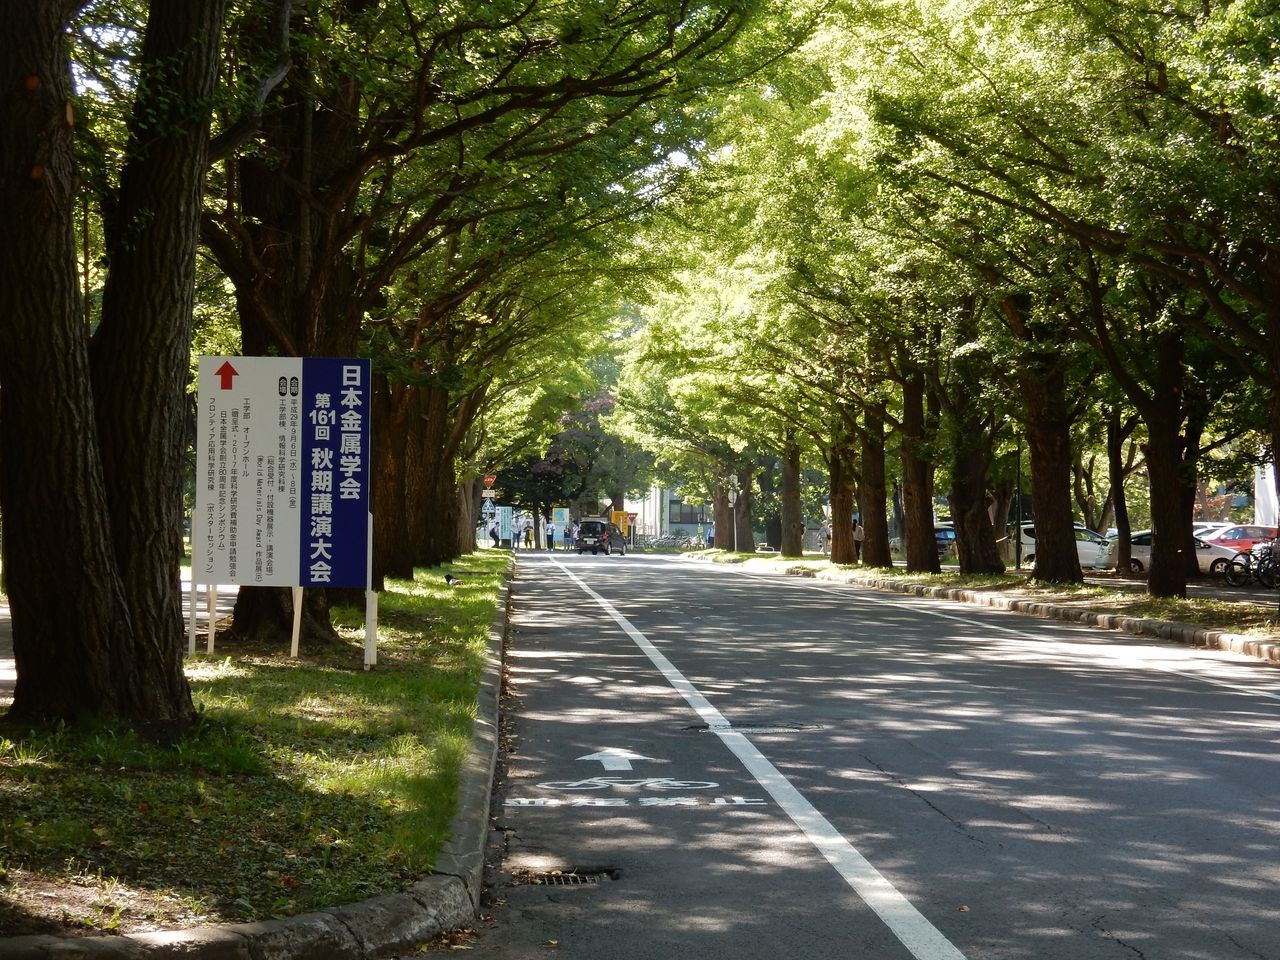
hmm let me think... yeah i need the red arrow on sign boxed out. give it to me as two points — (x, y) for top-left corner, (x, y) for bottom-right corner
(215, 361), (239, 390)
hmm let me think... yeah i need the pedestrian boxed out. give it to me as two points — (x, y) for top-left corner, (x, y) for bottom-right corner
(489, 522), (500, 548)
(853, 520), (865, 563)
(564, 521), (576, 550)
(821, 521), (831, 555)
(524, 523), (533, 549)
(546, 519), (557, 551)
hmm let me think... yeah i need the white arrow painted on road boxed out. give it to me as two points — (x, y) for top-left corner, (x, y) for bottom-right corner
(577, 748), (657, 771)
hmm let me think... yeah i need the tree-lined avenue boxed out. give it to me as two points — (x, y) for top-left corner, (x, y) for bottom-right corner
(464, 556), (1280, 959)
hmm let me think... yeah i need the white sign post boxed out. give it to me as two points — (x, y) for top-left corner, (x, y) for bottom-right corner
(192, 357), (374, 662)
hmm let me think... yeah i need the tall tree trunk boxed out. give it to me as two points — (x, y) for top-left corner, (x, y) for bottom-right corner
(949, 427), (1004, 574)
(372, 377), (414, 582)
(3, 2), (229, 722)
(732, 466), (756, 553)
(0, 2), (137, 721)
(416, 384), (459, 567)
(404, 390), (431, 564)
(455, 477), (482, 554)
(226, 585), (338, 646)
(608, 488), (626, 518)
(1143, 335), (1189, 598)
(938, 295), (1001, 572)
(859, 405), (891, 568)
(1107, 412), (1135, 574)
(760, 456), (782, 549)
(780, 439), (804, 558)
(900, 370), (939, 573)
(829, 420), (858, 566)
(988, 477), (1013, 563)
(1144, 410), (1189, 598)
(1181, 386), (1212, 580)
(1018, 359), (1082, 583)
(712, 483), (732, 549)
(91, 0), (228, 723)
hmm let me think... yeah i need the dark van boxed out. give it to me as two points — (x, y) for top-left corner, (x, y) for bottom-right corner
(576, 519), (627, 556)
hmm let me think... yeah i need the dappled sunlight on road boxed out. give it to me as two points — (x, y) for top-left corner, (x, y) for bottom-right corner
(484, 555), (1280, 959)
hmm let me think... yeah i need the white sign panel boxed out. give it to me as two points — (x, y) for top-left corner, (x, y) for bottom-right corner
(193, 356), (371, 588)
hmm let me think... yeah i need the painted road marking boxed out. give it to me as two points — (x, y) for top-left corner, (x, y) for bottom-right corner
(536, 777), (719, 791)
(577, 748), (658, 770)
(506, 797), (767, 808)
(551, 559), (969, 960)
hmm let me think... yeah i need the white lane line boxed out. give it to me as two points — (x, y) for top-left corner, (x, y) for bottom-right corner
(551, 559), (968, 960)
(710, 564), (1280, 706)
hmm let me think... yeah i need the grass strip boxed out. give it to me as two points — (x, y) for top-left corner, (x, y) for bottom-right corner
(0, 551), (508, 937)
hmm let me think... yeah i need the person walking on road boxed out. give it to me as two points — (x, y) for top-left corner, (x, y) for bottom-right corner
(853, 520), (865, 563)
(489, 522), (500, 548)
(546, 520), (557, 552)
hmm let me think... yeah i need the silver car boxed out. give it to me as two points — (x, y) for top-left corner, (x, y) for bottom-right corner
(1016, 523), (1110, 569)
(1105, 530), (1237, 575)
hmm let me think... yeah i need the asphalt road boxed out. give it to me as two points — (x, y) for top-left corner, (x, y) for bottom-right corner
(435, 552), (1280, 960)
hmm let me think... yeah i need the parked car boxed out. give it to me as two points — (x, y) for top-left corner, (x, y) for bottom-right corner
(576, 519), (627, 556)
(934, 522), (957, 560)
(1203, 524), (1279, 554)
(1015, 523), (1110, 569)
(889, 524), (956, 559)
(1105, 530), (1238, 575)
(1192, 521), (1229, 538)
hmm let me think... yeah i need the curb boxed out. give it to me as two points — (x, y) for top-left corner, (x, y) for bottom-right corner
(778, 565), (1280, 665)
(0, 569), (512, 960)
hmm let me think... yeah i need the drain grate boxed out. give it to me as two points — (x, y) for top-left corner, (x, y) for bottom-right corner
(511, 869), (618, 886)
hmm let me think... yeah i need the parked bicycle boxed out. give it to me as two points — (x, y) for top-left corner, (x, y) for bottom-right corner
(1223, 539), (1280, 589)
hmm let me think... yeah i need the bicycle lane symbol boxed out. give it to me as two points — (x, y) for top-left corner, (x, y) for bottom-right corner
(538, 776), (719, 791)
(504, 776), (769, 809)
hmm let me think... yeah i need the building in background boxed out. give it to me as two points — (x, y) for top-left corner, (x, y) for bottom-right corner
(625, 485), (708, 539)
(1257, 463), (1278, 526)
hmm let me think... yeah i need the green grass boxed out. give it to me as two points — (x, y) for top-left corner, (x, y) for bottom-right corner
(0, 551), (508, 936)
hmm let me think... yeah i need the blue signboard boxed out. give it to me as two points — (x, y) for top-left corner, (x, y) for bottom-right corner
(299, 359), (371, 587)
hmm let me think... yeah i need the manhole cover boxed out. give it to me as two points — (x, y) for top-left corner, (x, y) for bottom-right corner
(685, 721), (824, 734)
(510, 869), (619, 886)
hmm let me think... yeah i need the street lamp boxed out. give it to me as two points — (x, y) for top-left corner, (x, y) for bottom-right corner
(727, 488), (738, 554)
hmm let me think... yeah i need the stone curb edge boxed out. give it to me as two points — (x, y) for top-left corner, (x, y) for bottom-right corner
(776, 565), (1280, 665)
(0, 563), (513, 960)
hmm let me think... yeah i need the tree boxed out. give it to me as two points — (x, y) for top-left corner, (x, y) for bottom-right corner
(0, 1), (230, 723)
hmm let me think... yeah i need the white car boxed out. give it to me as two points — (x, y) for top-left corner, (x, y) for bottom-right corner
(1016, 523), (1110, 569)
(1105, 530), (1237, 575)
(1192, 521), (1229, 539)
